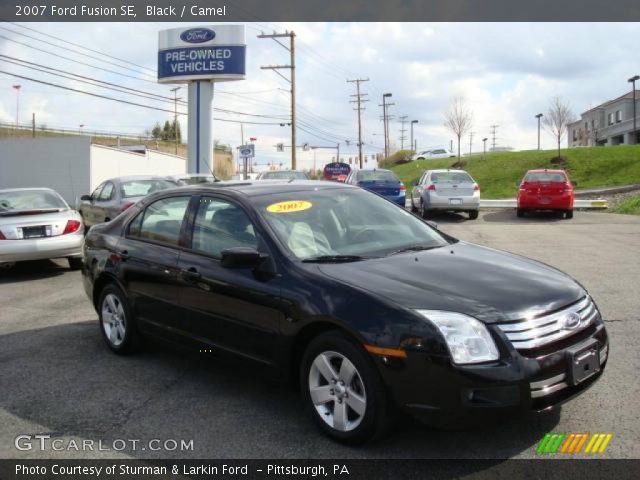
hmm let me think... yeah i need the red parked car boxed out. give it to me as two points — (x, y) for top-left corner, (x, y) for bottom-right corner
(517, 169), (575, 219)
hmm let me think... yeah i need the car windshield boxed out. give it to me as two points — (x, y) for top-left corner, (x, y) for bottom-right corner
(524, 172), (567, 183)
(0, 189), (68, 214)
(255, 188), (450, 260)
(121, 179), (176, 198)
(356, 170), (398, 182)
(261, 171), (308, 180)
(431, 171), (473, 183)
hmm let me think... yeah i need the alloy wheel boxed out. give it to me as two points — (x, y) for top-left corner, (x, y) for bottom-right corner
(101, 293), (126, 347)
(308, 351), (367, 432)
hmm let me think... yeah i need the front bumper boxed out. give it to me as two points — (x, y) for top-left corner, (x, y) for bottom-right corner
(0, 234), (83, 263)
(377, 321), (608, 428)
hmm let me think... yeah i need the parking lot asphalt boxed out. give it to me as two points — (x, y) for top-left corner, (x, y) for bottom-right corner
(1, 210), (639, 460)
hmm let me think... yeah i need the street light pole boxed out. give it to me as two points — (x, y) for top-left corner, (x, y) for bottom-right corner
(482, 137), (488, 158)
(410, 120), (418, 152)
(12, 85), (21, 126)
(535, 113), (543, 150)
(629, 75), (639, 144)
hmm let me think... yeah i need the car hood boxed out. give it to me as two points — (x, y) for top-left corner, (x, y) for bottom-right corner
(318, 242), (585, 323)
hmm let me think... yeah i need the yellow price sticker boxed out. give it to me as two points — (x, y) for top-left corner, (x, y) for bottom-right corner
(266, 200), (312, 213)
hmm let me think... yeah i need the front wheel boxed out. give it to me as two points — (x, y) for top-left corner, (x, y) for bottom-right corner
(419, 200), (430, 219)
(300, 331), (391, 444)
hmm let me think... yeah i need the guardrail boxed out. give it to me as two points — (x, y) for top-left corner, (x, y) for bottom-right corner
(405, 198), (608, 209)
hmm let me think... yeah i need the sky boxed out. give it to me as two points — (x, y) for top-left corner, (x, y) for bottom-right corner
(0, 22), (638, 171)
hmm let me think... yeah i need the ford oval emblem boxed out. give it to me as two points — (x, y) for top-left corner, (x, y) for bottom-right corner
(561, 312), (581, 330)
(180, 28), (215, 44)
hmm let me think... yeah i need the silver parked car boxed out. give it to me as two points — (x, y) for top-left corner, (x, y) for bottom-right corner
(79, 176), (177, 229)
(410, 169), (480, 220)
(255, 170), (309, 180)
(0, 188), (84, 270)
(167, 173), (220, 185)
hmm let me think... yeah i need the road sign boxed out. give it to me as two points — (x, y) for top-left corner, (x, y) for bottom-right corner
(276, 143), (284, 152)
(239, 144), (255, 158)
(303, 143), (310, 151)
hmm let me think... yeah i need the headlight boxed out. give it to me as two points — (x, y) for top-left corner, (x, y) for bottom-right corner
(415, 310), (499, 364)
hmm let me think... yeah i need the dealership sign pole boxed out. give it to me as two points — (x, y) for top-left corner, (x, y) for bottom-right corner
(158, 25), (246, 174)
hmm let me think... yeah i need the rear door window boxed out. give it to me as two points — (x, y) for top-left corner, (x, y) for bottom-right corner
(130, 196), (190, 246)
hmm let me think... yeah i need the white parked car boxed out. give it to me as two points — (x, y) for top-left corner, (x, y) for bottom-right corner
(0, 188), (84, 270)
(411, 148), (456, 161)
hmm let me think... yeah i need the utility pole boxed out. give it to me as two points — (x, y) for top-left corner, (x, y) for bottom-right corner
(469, 131), (474, 155)
(258, 31), (297, 169)
(398, 115), (408, 150)
(628, 75), (639, 143)
(170, 86), (181, 155)
(490, 125), (499, 151)
(380, 93), (393, 158)
(535, 113), (543, 150)
(347, 78), (369, 168)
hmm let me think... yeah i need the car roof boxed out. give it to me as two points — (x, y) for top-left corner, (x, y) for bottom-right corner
(355, 168), (391, 172)
(426, 169), (468, 173)
(0, 187), (58, 193)
(107, 175), (172, 182)
(168, 180), (354, 197)
(526, 169), (566, 173)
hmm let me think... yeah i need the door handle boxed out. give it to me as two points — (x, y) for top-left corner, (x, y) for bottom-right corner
(182, 267), (202, 281)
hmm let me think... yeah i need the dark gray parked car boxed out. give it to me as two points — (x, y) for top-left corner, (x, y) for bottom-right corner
(79, 176), (177, 230)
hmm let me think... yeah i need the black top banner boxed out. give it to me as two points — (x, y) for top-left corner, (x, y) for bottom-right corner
(1, 0), (640, 22)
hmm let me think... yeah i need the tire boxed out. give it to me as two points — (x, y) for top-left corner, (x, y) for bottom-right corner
(468, 210), (479, 220)
(98, 284), (141, 354)
(516, 208), (525, 218)
(68, 256), (83, 270)
(0, 262), (16, 272)
(410, 196), (418, 213)
(300, 331), (392, 445)
(419, 200), (429, 219)
(565, 209), (574, 219)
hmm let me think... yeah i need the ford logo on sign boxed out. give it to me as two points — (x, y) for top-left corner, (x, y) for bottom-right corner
(180, 28), (215, 44)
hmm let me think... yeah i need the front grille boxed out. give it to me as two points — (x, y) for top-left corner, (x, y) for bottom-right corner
(496, 296), (598, 351)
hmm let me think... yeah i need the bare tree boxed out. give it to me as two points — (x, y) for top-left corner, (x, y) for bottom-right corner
(544, 96), (574, 158)
(444, 97), (473, 159)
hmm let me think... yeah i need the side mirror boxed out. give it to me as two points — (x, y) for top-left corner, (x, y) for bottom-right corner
(426, 220), (438, 230)
(220, 247), (267, 269)
(80, 194), (92, 202)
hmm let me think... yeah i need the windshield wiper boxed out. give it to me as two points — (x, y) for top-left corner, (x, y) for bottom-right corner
(388, 244), (443, 256)
(302, 254), (371, 263)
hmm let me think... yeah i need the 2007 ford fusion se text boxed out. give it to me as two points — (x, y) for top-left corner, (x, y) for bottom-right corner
(82, 180), (608, 444)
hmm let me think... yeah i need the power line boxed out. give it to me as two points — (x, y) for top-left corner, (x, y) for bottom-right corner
(0, 25), (156, 79)
(0, 70), (287, 125)
(8, 22), (156, 74)
(0, 34), (159, 84)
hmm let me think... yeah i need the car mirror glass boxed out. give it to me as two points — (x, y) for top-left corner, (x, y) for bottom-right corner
(80, 194), (92, 201)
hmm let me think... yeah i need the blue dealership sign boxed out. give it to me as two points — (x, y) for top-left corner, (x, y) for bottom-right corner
(158, 45), (246, 82)
(323, 162), (351, 181)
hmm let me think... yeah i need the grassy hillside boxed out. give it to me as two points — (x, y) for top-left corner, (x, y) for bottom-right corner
(614, 195), (640, 215)
(390, 146), (640, 199)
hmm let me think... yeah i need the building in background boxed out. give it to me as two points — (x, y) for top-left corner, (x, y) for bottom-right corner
(568, 90), (640, 147)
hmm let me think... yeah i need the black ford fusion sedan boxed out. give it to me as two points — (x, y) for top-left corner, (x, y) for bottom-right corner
(82, 181), (608, 444)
